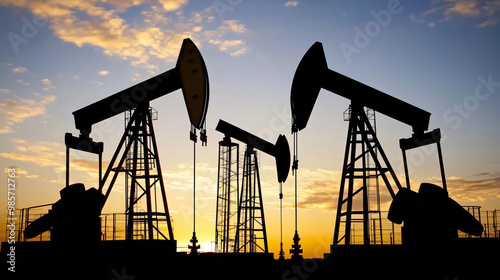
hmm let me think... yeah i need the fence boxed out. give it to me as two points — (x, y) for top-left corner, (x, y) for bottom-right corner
(345, 212), (403, 245)
(4, 204), (173, 242)
(4, 205), (498, 244)
(458, 207), (499, 238)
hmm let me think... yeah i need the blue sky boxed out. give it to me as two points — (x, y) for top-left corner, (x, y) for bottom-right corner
(1, 0), (499, 257)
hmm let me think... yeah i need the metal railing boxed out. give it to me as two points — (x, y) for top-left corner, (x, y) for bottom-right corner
(458, 207), (499, 239)
(4, 204), (173, 242)
(4, 205), (498, 244)
(333, 209), (499, 245)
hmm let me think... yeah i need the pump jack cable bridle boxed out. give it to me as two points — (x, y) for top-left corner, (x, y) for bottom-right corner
(193, 129), (196, 234)
(193, 122), (206, 233)
(293, 130), (299, 233)
(189, 122), (206, 254)
(190, 124), (198, 253)
(279, 181), (284, 257)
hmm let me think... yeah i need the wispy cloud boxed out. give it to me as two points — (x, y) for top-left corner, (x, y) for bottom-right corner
(0, 141), (65, 171)
(0, 139), (108, 178)
(284, 1), (298, 7)
(281, 167), (500, 211)
(12, 66), (27, 73)
(162, 162), (217, 193)
(0, 95), (56, 134)
(229, 47), (248, 57)
(99, 70), (110, 76)
(0, 89), (10, 93)
(218, 20), (247, 33)
(17, 79), (30, 86)
(1, 141), (216, 195)
(208, 40), (243, 51)
(41, 78), (57, 91)
(159, 0), (188, 12)
(205, 20), (249, 56)
(131, 72), (142, 81)
(3, 167), (27, 175)
(418, 0), (500, 28)
(430, 176), (500, 203)
(3, 167), (38, 179)
(0, 1), (249, 71)
(282, 168), (341, 210)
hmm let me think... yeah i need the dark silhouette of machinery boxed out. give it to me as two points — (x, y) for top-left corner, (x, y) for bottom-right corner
(290, 41), (483, 249)
(215, 119), (290, 254)
(24, 38), (209, 245)
(23, 183), (104, 244)
(388, 183), (483, 248)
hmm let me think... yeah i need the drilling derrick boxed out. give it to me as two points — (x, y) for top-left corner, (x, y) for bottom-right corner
(215, 120), (290, 254)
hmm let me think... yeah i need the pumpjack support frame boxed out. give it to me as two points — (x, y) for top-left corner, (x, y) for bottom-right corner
(234, 146), (269, 253)
(101, 102), (174, 241)
(333, 104), (402, 245)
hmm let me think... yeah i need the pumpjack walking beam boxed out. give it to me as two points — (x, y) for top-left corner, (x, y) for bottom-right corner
(66, 38), (209, 241)
(215, 120), (290, 253)
(291, 42), (430, 135)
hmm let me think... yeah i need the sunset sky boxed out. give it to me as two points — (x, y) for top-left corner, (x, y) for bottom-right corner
(1, 0), (499, 258)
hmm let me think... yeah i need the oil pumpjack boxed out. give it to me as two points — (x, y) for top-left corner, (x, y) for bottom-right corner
(215, 120), (290, 255)
(290, 42), (483, 251)
(24, 39), (209, 251)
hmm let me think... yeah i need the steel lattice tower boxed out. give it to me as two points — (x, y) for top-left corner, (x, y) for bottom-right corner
(333, 104), (400, 246)
(234, 147), (268, 253)
(115, 102), (174, 241)
(364, 108), (383, 244)
(215, 119), (289, 254)
(215, 137), (239, 253)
